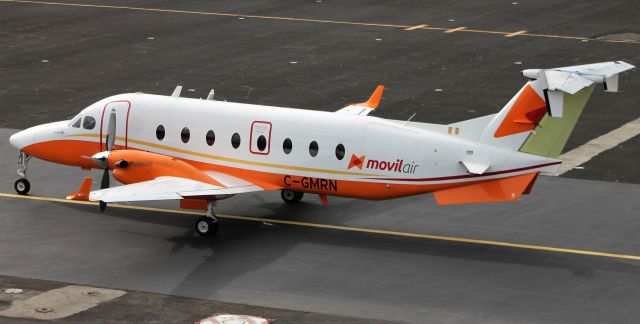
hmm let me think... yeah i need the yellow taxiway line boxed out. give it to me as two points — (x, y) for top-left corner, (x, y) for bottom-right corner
(1, 192), (640, 261)
(1, 0), (639, 45)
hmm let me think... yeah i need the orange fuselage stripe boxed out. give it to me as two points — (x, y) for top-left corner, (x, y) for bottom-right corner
(22, 138), (548, 200)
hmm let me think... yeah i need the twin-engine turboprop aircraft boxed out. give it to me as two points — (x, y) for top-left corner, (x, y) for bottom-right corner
(9, 61), (634, 236)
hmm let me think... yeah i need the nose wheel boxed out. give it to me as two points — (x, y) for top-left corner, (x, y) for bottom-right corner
(14, 178), (30, 195)
(14, 152), (32, 195)
(195, 200), (219, 237)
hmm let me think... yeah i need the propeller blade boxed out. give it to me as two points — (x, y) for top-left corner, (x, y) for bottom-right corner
(101, 167), (110, 189)
(106, 109), (116, 151)
(99, 167), (110, 212)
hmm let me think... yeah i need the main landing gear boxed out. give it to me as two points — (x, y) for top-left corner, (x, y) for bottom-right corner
(14, 152), (32, 195)
(195, 200), (219, 237)
(281, 189), (304, 204)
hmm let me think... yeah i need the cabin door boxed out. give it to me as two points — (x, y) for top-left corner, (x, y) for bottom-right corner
(100, 100), (132, 151)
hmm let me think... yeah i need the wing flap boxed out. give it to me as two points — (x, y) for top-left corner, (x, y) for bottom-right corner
(433, 173), (537, 205)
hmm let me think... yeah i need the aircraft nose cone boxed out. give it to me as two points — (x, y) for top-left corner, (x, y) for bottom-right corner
(9, 130), (32, 150)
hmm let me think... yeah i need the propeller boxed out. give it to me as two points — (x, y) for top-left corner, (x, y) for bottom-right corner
(92, 109), (116, 212)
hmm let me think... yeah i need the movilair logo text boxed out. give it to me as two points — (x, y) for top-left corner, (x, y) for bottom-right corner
(347, 154), (418, 174)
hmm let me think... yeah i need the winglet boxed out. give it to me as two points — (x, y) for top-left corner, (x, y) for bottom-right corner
(66, 177), (93, 201)
(357, 85), (384, 109)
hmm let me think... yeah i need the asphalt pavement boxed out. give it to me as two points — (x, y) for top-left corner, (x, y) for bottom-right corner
(1, 1), (640, 323)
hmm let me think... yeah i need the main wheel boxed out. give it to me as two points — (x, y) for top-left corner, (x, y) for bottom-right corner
(195, 216), (219, 237)
(14, 178), (30, 195)
(281, 190), (304, 204)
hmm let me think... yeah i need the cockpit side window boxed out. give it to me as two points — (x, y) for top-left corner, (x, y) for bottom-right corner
(82, 116), (96, 130)
(71, 117), (81, 128)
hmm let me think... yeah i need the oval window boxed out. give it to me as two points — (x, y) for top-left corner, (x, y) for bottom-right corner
(283, 138), (292, 154)
(257, 135), (267, 151)
(156, 125), (165, 141)
(206, 130), (215, 146)
(82, 116), (96, 130)
(231, 133), (241, 149)
(335, 144), (345, 160)
(309, 141), (319, 157)
(181, 127), (190, 143)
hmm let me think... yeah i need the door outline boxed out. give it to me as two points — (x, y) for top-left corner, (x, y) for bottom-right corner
(249, 121), (272, 155)
(100, 100), (132, 151)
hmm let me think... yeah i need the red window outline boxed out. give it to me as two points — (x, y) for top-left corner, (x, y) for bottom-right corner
(249, 121), (272, 155)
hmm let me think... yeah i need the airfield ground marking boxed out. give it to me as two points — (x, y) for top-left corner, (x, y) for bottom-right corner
(404, 24), (428, 31)
(2, 0), (639, 44)
(444, 26), (467, 34)
(1, 192), (640, 261)
(505, 30), (527, 37)
(556, 117), (640, 174)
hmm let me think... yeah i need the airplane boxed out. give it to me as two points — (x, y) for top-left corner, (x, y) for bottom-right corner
(8, 61), (634, 236)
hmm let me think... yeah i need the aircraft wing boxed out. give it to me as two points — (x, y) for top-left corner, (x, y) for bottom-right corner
(89, 173), (273, 203)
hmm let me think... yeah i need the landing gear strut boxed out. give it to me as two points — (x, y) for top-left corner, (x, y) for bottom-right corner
(281, 190), (304, 204)
(14, 152), (32, 195)
(195, 200), (219, 237)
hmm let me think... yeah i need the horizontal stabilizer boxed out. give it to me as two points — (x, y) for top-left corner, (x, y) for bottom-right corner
(433, 173), (537, 205)
(522, 61), (634, 117)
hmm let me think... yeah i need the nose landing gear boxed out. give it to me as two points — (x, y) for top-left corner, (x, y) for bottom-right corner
(195, 200), (219, 237)
(14, 152), (32, 195)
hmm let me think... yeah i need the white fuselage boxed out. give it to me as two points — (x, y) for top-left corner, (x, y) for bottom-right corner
(10, 93), (558, 200)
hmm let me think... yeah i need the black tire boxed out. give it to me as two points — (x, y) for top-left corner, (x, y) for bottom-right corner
(14, 178), (30, 195)
(281, 190), (304, 204)
(195, 216), (219, 237)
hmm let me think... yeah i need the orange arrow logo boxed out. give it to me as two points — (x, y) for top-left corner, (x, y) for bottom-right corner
(348, 154), (365, 170)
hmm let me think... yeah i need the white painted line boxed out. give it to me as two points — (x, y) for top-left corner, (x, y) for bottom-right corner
(404, 24), (428, 31)
(505, 30), (527, 37)
(556, 117), (640, 174)
(0, 285), (126, 320)
(444, 26), (466, 33)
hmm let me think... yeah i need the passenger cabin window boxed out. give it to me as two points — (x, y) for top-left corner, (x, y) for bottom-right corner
(335, 144), (345, 160)
(156, 125), (165, 141)
(231, 133), (241, 149)
(283, 138), (292, 154)
(206, 130), (215, 146)
(309, 141), (319, 157)
(256, 135), (267, 152)
(181, 127), (190, 143)
(82, 116), (96, 130)
(71, 117), (81, 128)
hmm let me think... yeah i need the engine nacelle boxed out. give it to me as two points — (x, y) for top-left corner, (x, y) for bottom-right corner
(106, 150), (218, 186)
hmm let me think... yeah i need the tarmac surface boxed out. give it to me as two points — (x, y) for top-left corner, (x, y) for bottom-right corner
(1, 0), (640, 323)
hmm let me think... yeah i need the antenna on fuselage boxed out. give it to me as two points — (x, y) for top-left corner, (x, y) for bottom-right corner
(206, 89), (215, 100)
(404, 113), (416, 126)
(171, 85), (182, 97)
